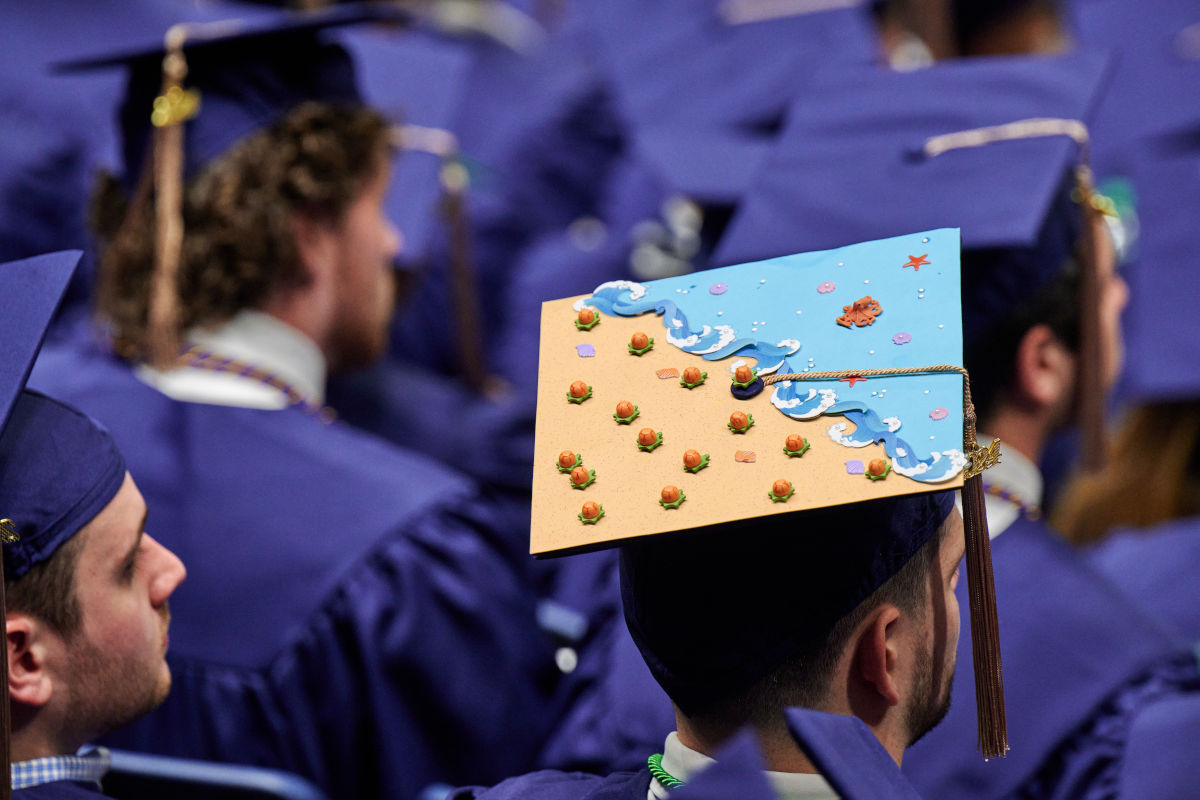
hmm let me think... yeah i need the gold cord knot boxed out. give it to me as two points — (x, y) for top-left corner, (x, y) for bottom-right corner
(0, 518), (20, 544)
(151, 86), (201, 128)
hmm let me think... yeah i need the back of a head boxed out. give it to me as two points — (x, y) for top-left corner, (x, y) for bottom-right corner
(621, 491), (955, 720)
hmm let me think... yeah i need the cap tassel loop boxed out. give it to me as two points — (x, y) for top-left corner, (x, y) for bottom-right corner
(147, 25), (197, 370)
(1073, 165), (1108, 473)
(961, 377), (1008, 759)
(764, 364), (1008, 758)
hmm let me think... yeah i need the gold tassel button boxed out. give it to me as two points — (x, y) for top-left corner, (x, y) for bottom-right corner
(151, 86), (201, 128)
(0, 519), (20, 544)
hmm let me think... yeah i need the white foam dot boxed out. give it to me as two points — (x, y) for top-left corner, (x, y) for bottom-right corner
(930, 435), (936, 440)
(717, 311), (723, 316)
(919, 288), (925, 292)
(838, 262), (845, 267)
(760, 279), (767, 284)
(751, 327), (758, 332)
(938, 324), (944, 329)
(924, 390), (930, 394)
(681, 289), (689, 294)
(864, 279), (870, 284)
(869, 349), (875, 355)
(918, 294), (925, 299)
(922, 237), (930, 243)
(795, 310), (803, 315)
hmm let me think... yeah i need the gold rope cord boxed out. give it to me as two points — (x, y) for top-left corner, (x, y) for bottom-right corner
(146, 25), (192, 370)
(764, 364), (1009, 757)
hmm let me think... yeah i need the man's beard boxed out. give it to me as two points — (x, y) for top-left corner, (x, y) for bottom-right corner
(65, 612), (172, 742)
(904, 635), (955, 747)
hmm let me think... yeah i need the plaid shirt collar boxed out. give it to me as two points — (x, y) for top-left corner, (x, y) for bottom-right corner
(12, 746), (111, 790)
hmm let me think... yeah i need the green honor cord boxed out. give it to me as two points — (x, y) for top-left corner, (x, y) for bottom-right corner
(647, 753), (685, 789)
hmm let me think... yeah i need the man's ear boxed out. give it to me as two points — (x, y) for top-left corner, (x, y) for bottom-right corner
(8, 614), (54, 708)
(1012, 323), (1074, 410)
(854, 605), (902, 708)
(291, 213), (335, 284)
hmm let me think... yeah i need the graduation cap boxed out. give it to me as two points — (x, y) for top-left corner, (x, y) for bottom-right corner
(1117, 141), (1200, 403)
(531, 229), (1008, 756)
(785, 708), (924, 799)
(1072, 0), (1200, 177)
(57, 4), (413, 369)
(0, 250), (88, 795)
(714, 51), (1117, 470)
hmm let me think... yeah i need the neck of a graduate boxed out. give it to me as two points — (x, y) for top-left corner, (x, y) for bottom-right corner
(11, 705), (84, 763)
(674, 700), (907, 773)
(980, 404), (1049, 464)
(259, 285), (335, 369)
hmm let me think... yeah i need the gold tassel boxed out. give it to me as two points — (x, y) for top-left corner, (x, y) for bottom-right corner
(146, 25), (198, 370)
(1073, 165), (1108, 473)
(962, 376), (1009, 759)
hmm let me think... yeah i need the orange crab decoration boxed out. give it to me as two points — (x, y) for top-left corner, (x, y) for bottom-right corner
(836, 295), (883, 328)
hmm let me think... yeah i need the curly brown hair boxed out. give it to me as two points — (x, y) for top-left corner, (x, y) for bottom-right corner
(92, 102), (391, 358)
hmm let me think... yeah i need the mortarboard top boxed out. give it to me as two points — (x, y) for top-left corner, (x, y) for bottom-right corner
(785, 708), (924, 799)
(56, 3), (412, 189)
(582, 0), (877, 133)
(715, 50), (1111, 281)
(0, 252), (81, 444)
(631, 124), (772, 209)
(1116, 142), (1200, 404)
(1072, 0), (1200, 177)
(531, 229), (1008, 755)
(532, 229), (968, 555)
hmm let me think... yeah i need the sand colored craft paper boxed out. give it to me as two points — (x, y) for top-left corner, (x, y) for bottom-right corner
(532, 229), (966, 555)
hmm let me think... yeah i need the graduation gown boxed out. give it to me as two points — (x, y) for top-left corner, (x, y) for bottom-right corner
(903, 516), (1199, 800)
(14, 783), (103, 799)
(1087, 515), (1200, 645)
(30, 343), (556, 800)
(450, 768), (652, 800)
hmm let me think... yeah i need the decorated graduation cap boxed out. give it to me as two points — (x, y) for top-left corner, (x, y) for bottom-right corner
(715, 51), (1117, 470)
(532, 229), (1008, 757)
(0, 250), (92, 795)
(786, 708), (925, 799)
(57, 4), (411, 370)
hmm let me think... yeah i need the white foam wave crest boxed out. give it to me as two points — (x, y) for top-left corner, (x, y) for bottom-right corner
(573, 280), (646, 310)
(691, 325), (738, 355)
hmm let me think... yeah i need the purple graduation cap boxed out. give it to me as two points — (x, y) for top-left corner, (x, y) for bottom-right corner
(54, 4), (411, 369)
(0, 250), (84, 796)
(714, 50), (1118, 470)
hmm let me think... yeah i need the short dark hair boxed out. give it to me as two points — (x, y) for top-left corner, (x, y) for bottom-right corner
(685, 514), (950, 732)
(92, 101), (391, 359)
(5, 531), (86, 638)
(963, 250), (1082, 423)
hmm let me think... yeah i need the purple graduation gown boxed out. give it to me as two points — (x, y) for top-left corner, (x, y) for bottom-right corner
(30, 340), (556, 800)
(14, 784), (103, 799)
(450, 769), (651, 800)
(903, 515), (1200, 800)
(1087, 515), (1200, 645)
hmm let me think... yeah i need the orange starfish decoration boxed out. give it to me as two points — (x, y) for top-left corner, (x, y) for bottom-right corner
(836, 296), (883, 328)
(903, 254), (930, 270)
(839, 375), (867, 387)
